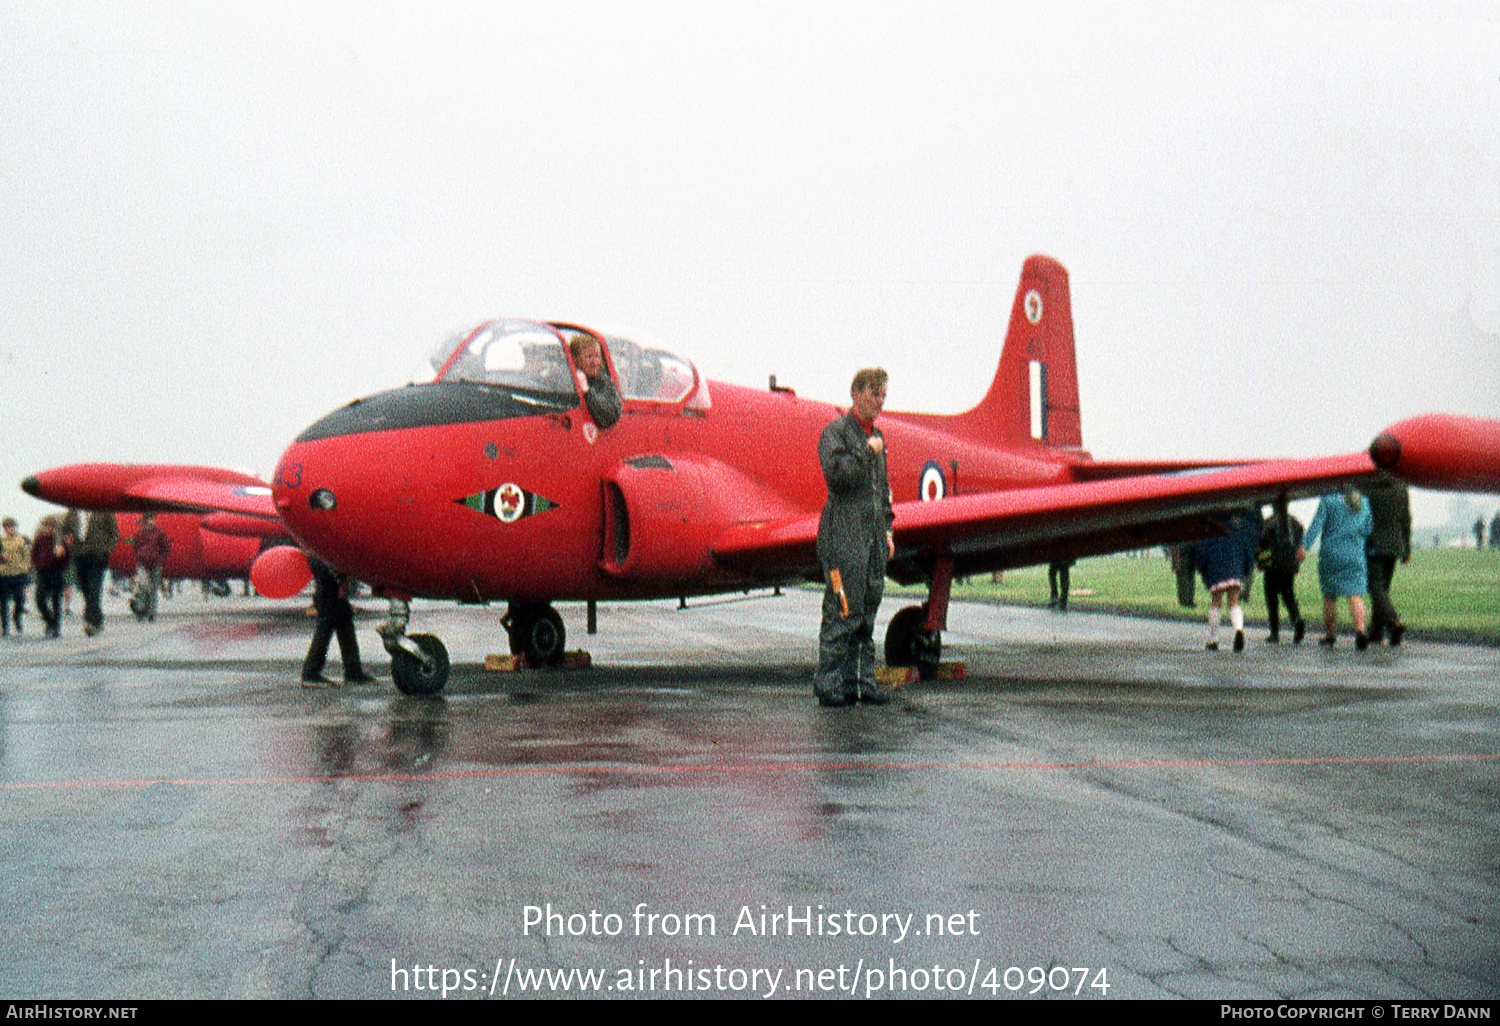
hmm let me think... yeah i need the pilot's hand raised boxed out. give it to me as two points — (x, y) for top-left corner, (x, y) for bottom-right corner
(867, 435), (884, 456)
(574, 369), (589, 392)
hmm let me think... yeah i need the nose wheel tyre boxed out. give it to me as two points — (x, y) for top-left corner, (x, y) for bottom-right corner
(391, 633), (450, 696)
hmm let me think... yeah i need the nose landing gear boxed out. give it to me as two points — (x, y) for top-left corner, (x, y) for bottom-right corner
(379, 598), (451, 696)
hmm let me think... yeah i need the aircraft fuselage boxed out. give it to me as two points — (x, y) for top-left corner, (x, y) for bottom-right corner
(271, 378), (1081, 604)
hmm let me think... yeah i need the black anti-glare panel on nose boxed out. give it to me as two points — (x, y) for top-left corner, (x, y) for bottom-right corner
(295, 382), (575, 441)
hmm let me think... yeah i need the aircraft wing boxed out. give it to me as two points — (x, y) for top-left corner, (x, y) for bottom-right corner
(711, 451), (1377, 585)
(122, 476), (276, 520)
(21, 464), (285, 537)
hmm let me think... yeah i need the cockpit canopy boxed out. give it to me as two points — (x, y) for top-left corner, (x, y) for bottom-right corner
(415, 319), (708, 408)
(297, 319), (711, 444)
(601, 334), (700, 405)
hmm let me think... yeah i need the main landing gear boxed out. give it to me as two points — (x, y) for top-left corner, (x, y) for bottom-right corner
(884, 604), (942, 679)
(502, 602), (567, 666)
(883, 553), (954, 681)
(380, 598), (451, 696)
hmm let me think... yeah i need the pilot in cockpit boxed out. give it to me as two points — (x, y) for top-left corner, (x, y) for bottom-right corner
(520, 343), (571, 393)
(568, 336), (622, 429)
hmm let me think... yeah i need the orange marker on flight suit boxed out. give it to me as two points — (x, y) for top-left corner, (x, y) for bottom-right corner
(828, 569), (849, 617)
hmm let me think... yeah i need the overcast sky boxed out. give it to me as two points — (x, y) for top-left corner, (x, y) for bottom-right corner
(3, 0), (1498, 534)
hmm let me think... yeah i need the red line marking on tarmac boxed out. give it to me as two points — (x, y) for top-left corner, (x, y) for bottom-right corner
(3, 751), (1498, 792)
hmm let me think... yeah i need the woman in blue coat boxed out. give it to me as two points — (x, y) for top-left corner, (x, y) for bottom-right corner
(1298, 487), (1373, 648)
(1195, 507), (1258, 651)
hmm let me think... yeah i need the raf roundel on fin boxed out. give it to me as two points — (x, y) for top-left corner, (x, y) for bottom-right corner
(457, 483), (559, 523)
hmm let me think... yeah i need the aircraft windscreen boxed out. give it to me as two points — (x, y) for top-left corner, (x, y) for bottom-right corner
(431, 320), (575, 395)
(411, 331), (466, 384)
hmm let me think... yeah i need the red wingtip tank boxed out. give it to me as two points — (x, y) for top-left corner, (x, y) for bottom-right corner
(1370, 415), (1500, 493)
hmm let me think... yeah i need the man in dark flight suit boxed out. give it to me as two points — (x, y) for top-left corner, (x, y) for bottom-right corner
(814, 368), (895, 707)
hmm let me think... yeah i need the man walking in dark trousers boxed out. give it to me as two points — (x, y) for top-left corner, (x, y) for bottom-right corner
(1260, 495), (1305, 644)
(302, 558), (376, 686)
(1362, 473), (1411, 646)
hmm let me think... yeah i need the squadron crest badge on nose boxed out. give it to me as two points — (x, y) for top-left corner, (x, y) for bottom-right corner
(458, 483), (558, 523)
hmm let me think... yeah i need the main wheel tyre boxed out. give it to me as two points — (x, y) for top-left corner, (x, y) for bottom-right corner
(914, 629), (942, 680)
(391, 633), (450, 696)
(884, 605), (926, 666)
(506, 604), (567, 666)
(524, 606), (567, 665)
(884, 604), (942, 680)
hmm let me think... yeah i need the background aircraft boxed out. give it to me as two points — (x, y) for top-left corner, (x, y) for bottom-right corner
(23, 257), (1499, 695)
(108, 511), (278, 595)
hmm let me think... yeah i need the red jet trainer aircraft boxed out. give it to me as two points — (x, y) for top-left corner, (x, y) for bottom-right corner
(23, 256), (1500, 695)
(109, 511), (275, 592)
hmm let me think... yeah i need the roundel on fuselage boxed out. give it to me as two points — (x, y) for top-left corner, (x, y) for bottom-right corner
(919, 460), (946, 502)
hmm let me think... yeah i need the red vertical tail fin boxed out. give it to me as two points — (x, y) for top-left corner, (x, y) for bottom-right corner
(958, 255), (1082, 449)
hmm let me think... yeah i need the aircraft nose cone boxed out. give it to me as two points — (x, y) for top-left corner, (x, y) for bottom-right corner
(270, 438), (363, 570)
(20, 476), (40, 497)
